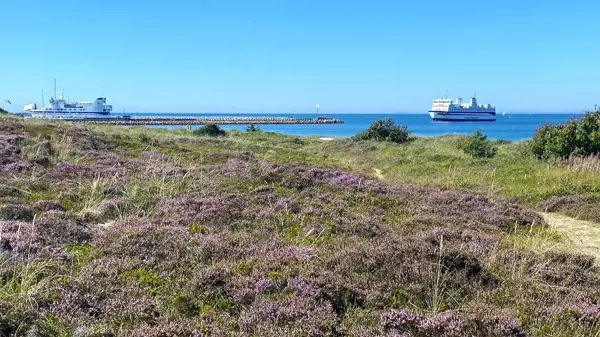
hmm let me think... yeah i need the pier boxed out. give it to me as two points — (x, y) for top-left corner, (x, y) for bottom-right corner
(49, 115), (344, 125)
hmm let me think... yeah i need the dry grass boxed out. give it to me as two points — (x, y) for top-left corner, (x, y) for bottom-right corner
(560, 155), (600, 174)
(540, 212), (600, 259)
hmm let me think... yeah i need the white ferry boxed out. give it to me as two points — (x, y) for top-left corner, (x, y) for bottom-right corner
(23, 79), (112, 117)
(429, 92), (496, 122)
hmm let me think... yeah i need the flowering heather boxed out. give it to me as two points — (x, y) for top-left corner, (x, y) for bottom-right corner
(155, 195), (245, 228)
(542, 195), (597, 212)
(493, 248), (599, 288)
(141, 150), (175, 162)
(94, 165), (123, 177)
(381, 309), (528, 337)
(0, 220), (36, 253)
(218, 157), (271, 180)
(274, 196), (292, 208)
(0, 119), (599, 336)
(248, 241), (317, 262)
(287, 276), (320, 297)
(144, 164), (186, 178)
(120, 322), (205, 337)
(541, 195), (600, 222)
(49, 162), (95, 180)
(0, 211), (90, 256)
(0, 160), (31, 173)
(0, 131), (25, 166)
(420, 189), (543, 232)
(547, 301), (600, 327)
(85, 150), (123, 165)
(240, 295), (339, 336)
(32, 199), (65, 212)
(417, 226), (500, 256)
(329, 172), (382, 190)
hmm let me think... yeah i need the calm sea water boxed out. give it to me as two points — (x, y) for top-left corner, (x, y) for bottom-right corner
(115, 113), (583, 141)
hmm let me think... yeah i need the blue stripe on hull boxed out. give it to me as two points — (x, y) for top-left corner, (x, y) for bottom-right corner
(32, 111), (111, 115)
(432, 118), (496, 122)
(429, 110), (496, 116)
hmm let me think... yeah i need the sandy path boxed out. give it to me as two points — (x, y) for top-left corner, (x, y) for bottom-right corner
(373, 168), (385, 180)
(539, 212), (600, 258)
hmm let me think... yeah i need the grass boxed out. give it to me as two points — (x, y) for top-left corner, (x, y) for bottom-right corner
(91, 122), (599, 210)
(0, 115), (599, 336)
(240, 134), (600, 206)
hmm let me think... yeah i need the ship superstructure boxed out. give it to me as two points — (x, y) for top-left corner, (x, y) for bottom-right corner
(23, 79), (112, 117)
(429, 92), (496, 122)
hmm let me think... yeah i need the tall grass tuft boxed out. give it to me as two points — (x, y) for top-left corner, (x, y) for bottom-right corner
(561, 154), (600, 174)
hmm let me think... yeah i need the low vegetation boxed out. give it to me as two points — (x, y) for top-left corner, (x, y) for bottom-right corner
(193, 123), (226, 137)
(246, 123), (260, 132)
(531, 109), (600, 159)
(0, 115), (599, 336)
(462, 129), (498, 158)
(353, 118), (411, 144)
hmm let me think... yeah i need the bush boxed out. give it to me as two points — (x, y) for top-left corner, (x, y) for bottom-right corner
(462, 129), (497, 158)
(353, 118), (410, 144)
(246, 124), (260, 132)
(454, 135), (471, 150)
(137, 132), (152, 144)
(193, 124), (226, 137)
(493, 138), (512, 145)
(531, 109), (600, 159)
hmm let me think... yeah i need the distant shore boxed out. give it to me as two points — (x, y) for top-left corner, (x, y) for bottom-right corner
(28, 115), (344, 126)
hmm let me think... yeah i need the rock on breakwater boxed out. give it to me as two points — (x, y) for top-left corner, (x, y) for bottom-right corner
(54, 116), (344, 125)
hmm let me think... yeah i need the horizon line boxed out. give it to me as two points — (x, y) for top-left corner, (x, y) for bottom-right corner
(109, 111), (586, 115)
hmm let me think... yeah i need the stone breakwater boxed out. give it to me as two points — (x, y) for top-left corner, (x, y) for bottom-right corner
(59, 116), (344, 125)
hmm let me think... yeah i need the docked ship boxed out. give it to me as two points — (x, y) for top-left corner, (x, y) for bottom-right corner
(429, 93), (496, 122)
(23, 79), (112, 117)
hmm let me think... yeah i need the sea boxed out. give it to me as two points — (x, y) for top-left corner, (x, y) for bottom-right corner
(112, 112), (583, 141)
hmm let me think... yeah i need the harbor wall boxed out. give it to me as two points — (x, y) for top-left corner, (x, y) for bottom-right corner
(50, 116), (344, 125)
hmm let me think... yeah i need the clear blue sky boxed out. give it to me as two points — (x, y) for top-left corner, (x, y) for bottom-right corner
(2, 0), (599, 113)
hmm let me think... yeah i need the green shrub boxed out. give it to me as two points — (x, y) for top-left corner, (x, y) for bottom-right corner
(193, 123), (226, 137)
(353, 118), (410, 144)
(454, 135), (471, 150)
(137, 132), (152, 144)
(493, 138), (512, 145)
(291, 137), (304, 145)
(531, 110), (600, 159)
(0, 108), (9, 114)
(462, 129), (497, 158)
(246, 124), (260, 132)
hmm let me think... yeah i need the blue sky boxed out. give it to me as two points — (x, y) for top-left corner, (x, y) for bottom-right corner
(2, 0), (599, 113)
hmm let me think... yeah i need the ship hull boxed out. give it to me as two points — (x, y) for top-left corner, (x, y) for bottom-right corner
(29, 110), (111, 116)
(429, 111), (496, 122)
